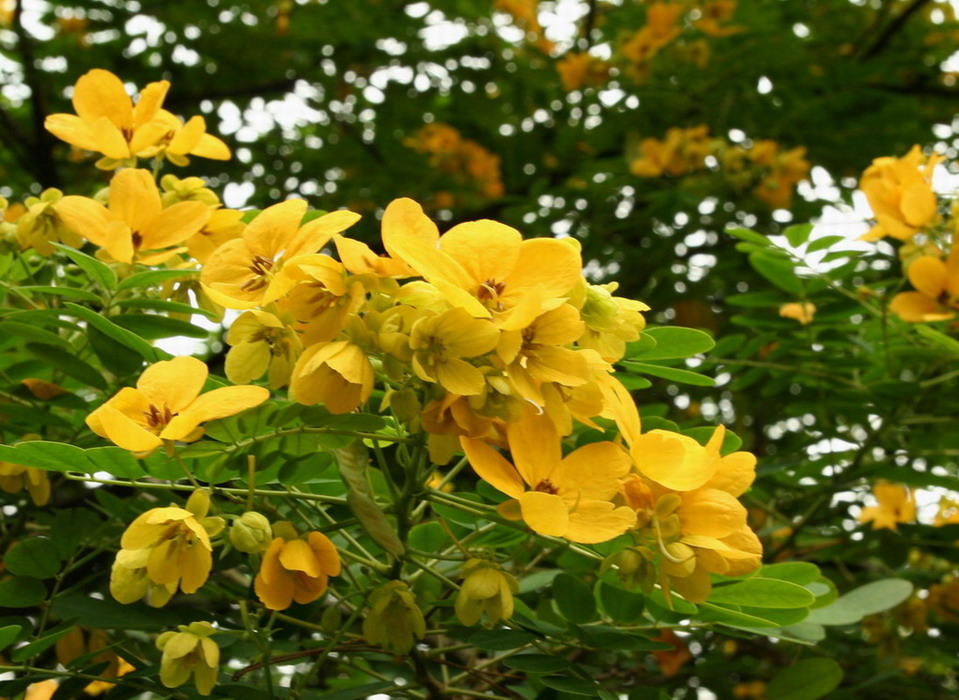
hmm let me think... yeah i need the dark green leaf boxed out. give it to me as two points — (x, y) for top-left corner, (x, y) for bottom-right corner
(598, 582), (645, 622)
(0, 577), (46, 607)
(622, 362), (716, 386)
(52, 243), (117, 289)
(63, 303), (163, 361)
(502, 654), (570, 673)
(116, 268), (200, 292)
(766, 658), (843, 700)
(469, 629), (534, 650)
(25, 343), (106, 389)
(4, 538), (62, 579)
(553, 573), (597, 623)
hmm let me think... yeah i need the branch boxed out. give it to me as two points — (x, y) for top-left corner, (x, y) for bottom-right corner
(860, 0), (934, 60)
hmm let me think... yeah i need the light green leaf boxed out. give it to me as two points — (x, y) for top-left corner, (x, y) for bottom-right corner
(631, 327), (715, 360)
(805, 579), (913, 625)
(708, 578), (816, 608)
(766, 658), (843, 700)
(52, 243), (117, 289)
(622, 362), (715, 387)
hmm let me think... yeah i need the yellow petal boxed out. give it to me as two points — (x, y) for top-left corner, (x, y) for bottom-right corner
(45, 113), (101, 151)
(285, 210), (362, 259)
(179, 545), (212, 593)
(461, 437), (525, 498)
(889, 291), (945, 322)
(162, 385), (269, 440)
(381, 197), (439, 249)
(504, 238), (582, 300)
(132, 80), (170, 126)
(55, 196), (114, 248)
(140, 201), (211, 252)
(90, 400), (162, 452)
(553, 441), (631, 501)
(192, 133), (231, 160)
(130, 119), (174, 154)
(434, 358), (486, 395)
(243, 199), (308, 259)
(439, 220), (522, 289)
(225, 342), (271, 384)
(255, 570), (295, 611)
(73, 69), (132, 127)
(517, 491), (569, 536)
(278, 539), (322, 576)
(907, 256), (947, 299)
(632, 430), (716, 491)
(307, 531), (341, 575)
(704, 451), (756, 497)
(506, 411), (562, 488)
(678, 489), (747, 538)
(90, 116), (131, 159)
(168, 115), (206, 155)
(136, 356), (208, 414)
(109, 169), (161, 234)
(900, 183), (936, 228)
(564, 500), (636, 543)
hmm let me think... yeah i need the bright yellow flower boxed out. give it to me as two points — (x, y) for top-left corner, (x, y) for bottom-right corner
(285, 255), (365, 346)
(21, 680), (59, 700)
(137, 113), (231, 166)
(112, 491), (224, 602)
(254, 524), (342, 610)
(86, 355), (269, 453)
(200, 200), (360, 309)
(890, 250), (959, 321)
(55, 168), (211, 264)
(44, 69), (171, 165)
(573, 281), (648, 362)
(779, 301), (816, 324)
(225, 310), (302, 389)
(156, 621), (220, 696)
(455, 559), (519, 626)
(461, 411), (635, 543)
(186, 208), (245, 264)
(860, 481), (916, 531)
(410, 307), (500, 395)
(383, 198), (582, 330)
(0, 460), (50, 506)
(860, 145), (942, 241)
(289, 339), (374, 413)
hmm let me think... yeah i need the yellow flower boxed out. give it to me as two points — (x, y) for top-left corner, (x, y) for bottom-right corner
(574, 281), (648, 362)
(0, 461), (51, 506)
(556, 52), (609, 92)
(289, 339), (374, 414)
(383, 198), (582, 330)
(779, 301), (816, 324)
(44, 69), (171, 165)
(14, 188), (83, 256)
(695, 0), (741, 37)
(254, 523), (342, 610)
(55, 168), (211, 264)
(860, 145), (942, 241)
(890, 250), (959, 321)
(410, 307), (500, 395)
(225, 310), (302, 389)
(86, 355), (269, 453)
(156, 621), (220, 696)
(860, 481), (916, 531)
(186, 208), (246, 264)
(461, 411), (635, 543)
(137, 113), (231, 166)
(455, 559), (519, 626)
(200, 200), (360, 309)
(112, 491), (224, 603)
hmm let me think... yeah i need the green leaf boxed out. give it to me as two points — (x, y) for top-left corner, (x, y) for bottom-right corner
(766, 658), (843, 700)
(805, 579), (913, 626)
(50, 592), (190, 629)
(0, 625), (22, 651)
(0, 441), (146, 478)
(806, 234), (844, 253)
(306, 683), (396, 700)
(25, 342), (106, 390)
(553, 573), (597, 623)
(112, 313), (210, 339)
(52, 243), (117, 289)
(0, 577), (46, 607)
(540, 676), (600, 696)
(408, 522), (450, 552)
(334, 442), (404, 556)
(726, 227), (771, 246)
(784, 223), (813, 247)
(63, 302), (163, 361)
(4, 538), (62, 579)
(622, 362), (715, 387)
(116, 268), (200, 291)
(758, 562), (821, 585)
(726, 290), (789, 307)
(708, 579), (816, 608)
(631, 327), (715, 360)
(50, 508), (103, 560)
(87, 325), (145, 377)
(502, 654), (570, 673)
(749, 252), (802, 294)
(0, 321), (71, 348)
(598, 582), (645, 622)
(115, 298), (219, 320)
(914, 324), (959, 356)
(11, 628), (74, 662)
(468, 629), (534, 650)
(17, 285), (102, 303)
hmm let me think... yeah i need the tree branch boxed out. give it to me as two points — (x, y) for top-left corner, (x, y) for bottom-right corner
(860, 0), (934, 60)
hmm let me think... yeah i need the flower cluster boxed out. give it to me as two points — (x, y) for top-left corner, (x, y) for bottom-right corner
(629, 126), (810, 208)
(404, 123), (505, 205)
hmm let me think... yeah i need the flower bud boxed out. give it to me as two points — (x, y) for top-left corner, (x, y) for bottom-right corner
(455, 559), (519, 626)
(362, 581), (426, 654)
(229, 511), (272, 553)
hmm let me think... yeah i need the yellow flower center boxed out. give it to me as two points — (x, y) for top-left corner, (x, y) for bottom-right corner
(533, 479), (558, 495)
(241, 254), (276, 292)
(477, 278), (507, 311)
(144, 403), (175, 430)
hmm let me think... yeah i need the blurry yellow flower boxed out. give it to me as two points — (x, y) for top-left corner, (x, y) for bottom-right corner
(363, 581), (426, 654)
(138, 113), (231, 166)
(156, 621), (220, 696)
(254, 523), (341, 610)
(56, 628), (134, 695)
(410, 307), (500, 395)
(45, 69), (171, 164)
(556, 52), (609, 91)
(55, 168), (211, 264)
(383, 198), (582, 330)
(455, 559), (519, 626)
(200, 200), (360, 309)
(86, 355), (269, 453)
(225, 310), (302, 389)
(0, 461), (51, 506)
(933, 497), (959, 526)
(779, 301), (816, 324)
(462, 411), (635, 543)
(289, 340), (374, 414)
(14, 188), (83, 256)
(112, 491), (224, 603)
(695, 0), (741, 37)
(860, 480), (916, 531)
(890, 250), (959, 322)
(21, 680), (59, 700)
(861, 145), (942, 241)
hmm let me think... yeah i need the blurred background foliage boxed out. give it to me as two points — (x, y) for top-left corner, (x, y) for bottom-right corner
(4, 0), (959, 697)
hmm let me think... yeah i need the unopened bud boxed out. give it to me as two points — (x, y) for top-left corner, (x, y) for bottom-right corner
(229, 511), (272, 553)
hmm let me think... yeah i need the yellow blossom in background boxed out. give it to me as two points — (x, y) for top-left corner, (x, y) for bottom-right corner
(860, 481), (916, 531)
(0, 460), (51, 506)
(556, 52), (610, 91)
(86, 355), (269, 453)
(462, 411), (635, 543)
(55, 628), (135, 695)
(933, 496), (959, 526)
(695, 0), (741, 37)
(55, 168), (210, 264)
(44, 69), (171, 167)
(254, 523), (342, 610)
(225, 309), (302, 389)
(621, 2), (683, 79)
(405, 123), (504, 203)
(362, 581), (426, 654)
(630, 125), (713, 177)
(111, 490), (224, 604)
(860, 145), (942, 241)
(751, 144), (810, 209)
(779, 301), (816, 324)
(156, 621), (220, 696)
(137, 113), (231, 166)
(200, 199), (360, 309)
(890, 248), (959, 321)
(14, 188), (83, 256)
(494, 0), (554, 53)
(20, 680), (60, 700)
(455, 559), (519, 626)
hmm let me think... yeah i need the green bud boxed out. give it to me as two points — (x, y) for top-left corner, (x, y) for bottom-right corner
(229, 511), (273, 553)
